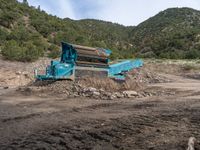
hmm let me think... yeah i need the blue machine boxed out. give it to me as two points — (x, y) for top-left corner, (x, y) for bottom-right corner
(35, 42), (143, 80)
(108, 59), (143, 79)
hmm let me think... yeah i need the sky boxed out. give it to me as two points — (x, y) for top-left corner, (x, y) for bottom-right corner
(18, 0), (200, 26)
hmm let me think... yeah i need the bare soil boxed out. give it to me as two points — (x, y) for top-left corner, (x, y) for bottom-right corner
(1, 59), (200, 149)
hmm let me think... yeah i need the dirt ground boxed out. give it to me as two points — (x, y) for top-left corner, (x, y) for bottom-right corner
(0, 59), (200, 150)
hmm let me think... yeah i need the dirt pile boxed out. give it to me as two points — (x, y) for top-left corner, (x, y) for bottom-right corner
(0, 57), (52, 88)
(127, 68), (172, 83)
(18, 71), (176, 100)
(0, 70), (33, 88)
(16, 65), (176, 100)
(19, 77), (145, 100)
(184, 73), (200, 80)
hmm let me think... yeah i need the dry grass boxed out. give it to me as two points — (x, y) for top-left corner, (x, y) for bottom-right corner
(77, 77), (143, 92)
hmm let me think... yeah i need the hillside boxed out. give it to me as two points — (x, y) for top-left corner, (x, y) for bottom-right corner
(1, 1), (200, 61)
(0, 0), (134, 61)
(130, 7), (200, 59)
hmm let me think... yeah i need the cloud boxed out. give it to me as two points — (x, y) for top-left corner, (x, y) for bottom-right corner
(18, 0), (200, 26)
(56, 0), (76, 19)
(18, 0), (76, 19)
(75, 0), (200, 26)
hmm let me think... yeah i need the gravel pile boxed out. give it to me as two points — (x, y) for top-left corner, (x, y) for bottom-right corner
(17, 68), (175, 100)
(19, 78), (146, 100)
(128, 68), (172, 83)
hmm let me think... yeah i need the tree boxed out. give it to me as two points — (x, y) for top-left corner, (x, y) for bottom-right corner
(2, 40), (23, 61)
(37, 5), (41, 11)
(23, 0), (28, 5)
(2, 40), (43, 62)
(185, 49), (200, 59)
(48, 44), (60, 58)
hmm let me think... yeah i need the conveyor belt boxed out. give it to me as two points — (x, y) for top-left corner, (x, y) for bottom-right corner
(72, 44), (109, 58)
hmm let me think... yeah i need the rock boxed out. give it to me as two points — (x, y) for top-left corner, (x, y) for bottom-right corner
(16, 71), (22, 75)
(109, 94), (116, 100)
(22, 71), (28, 75)
(123, 90), (138, 98)
(72, 86), (79, 92)
(114, 92), (124, 98)
(83, 87), (97, 93)
(99, 89), (105, 93)
(87, 87), (97, 92)
(92, 91), (101, 96)
(74, 94), (79, 97)
(103, 92), (112, 97)
(187, 137), (196, 150)
(148, 93), (153, 97)
(3, 86), (9, 89)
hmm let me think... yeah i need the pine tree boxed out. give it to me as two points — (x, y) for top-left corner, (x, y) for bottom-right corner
(37, 5), (41, 11)
(23, 0), (28, 5)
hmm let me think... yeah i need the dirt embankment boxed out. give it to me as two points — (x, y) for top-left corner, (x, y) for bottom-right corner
(0, 58), (51, 88)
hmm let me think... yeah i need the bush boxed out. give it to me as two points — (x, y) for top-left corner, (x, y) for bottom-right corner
(48, 44), (60, 58)
(0, 28), (8, 44)
(22, 42), (40, 61)
(185, 49), (200, 59)
(2, 40), (23, 61)
(2, 40), (42, 62)
(7, 26), (30, 42)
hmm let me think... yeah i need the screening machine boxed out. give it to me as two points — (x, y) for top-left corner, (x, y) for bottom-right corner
(35, 42), (143, 80)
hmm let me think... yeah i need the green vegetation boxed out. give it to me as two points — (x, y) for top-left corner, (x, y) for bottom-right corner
(48, 44), (60, 59)
(131, 8), (200, 59)
(0, 0), (134, 61)
(1, 0), (200, 61)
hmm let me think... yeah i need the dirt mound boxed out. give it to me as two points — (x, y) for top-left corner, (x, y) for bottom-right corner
(18, 77), (145, 100)
(183, 73), (200, 80)
(128, 68), (172, 84)
(18, 73), (176, 100)
(0, 57), (52, 88)
(0, 70), (33, 88)
(77, 77), (143, 92)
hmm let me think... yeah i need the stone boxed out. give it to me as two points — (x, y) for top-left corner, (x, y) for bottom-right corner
(88, 87), (97, 92)
(99, 89), (105, 93)
(83, 87), (97, 93)
(92, 91), (101, 96)
(123, 90), (138, 98)
(16, 71), (22, 75)
(109, 94), (116, 100)
(114, 92), (124, 98)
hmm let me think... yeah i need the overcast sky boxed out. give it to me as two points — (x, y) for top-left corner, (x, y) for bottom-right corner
(18, 0), (200, 26)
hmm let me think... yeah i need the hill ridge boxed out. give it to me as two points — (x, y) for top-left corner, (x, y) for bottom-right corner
(0, 1), (200, 61)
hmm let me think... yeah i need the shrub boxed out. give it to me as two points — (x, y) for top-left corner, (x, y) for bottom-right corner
(185, 49), (200, 59)
(0, 28), (8, 44)
(2, 40), (23, 61)
(2, 40), (42, 62)
(7, 26), (30, 42)
(48, 44), (60, 58)
(22, 42), (40, 61)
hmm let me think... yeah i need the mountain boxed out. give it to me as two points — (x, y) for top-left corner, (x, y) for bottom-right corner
(1, 0), (200, 61)
(0, 0), (134, 61)
(130, 7), (200, 59)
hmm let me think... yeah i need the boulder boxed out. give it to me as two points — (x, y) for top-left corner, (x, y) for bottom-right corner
(123, 90), (138, 98)
(114, 92), (124, 98)
(92, 91), (101, 96)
